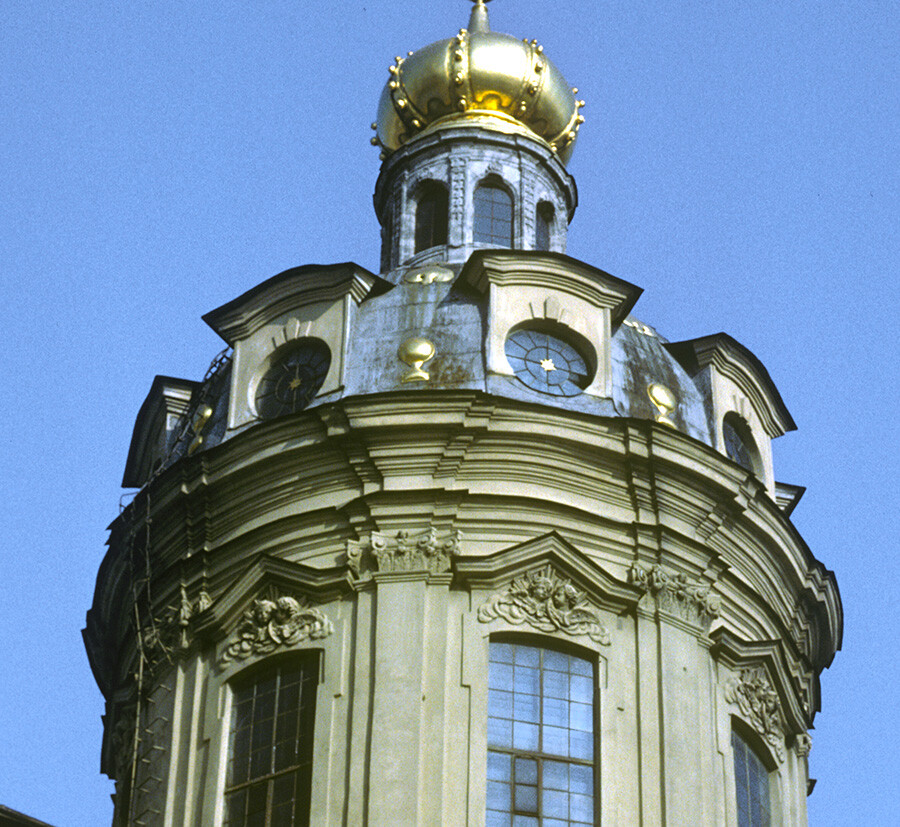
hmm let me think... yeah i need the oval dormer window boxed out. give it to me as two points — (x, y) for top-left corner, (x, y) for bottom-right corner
(722, 413), (759, 474)
(255, 340), (331, 419)
(505, 328), (590, 397)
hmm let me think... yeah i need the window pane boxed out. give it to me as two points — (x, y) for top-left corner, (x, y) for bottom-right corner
(733, 730), (770, 827)
(487, 642), (596, 825)
(486, 812), (512, 827)
(535, 203), (554, 251)
(488, 751), (512, 782)
(415, 183), (449, 252)
(227, 658), (318, 827)
(488, 780), (512, 810)
(515, 757), (538, 784)
(474, 183), (514, 246)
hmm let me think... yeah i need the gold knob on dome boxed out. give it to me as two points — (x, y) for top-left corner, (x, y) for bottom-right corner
(648, 383), (677, 412)
(188, 405), (214, 455)
(648, 383), (678, 428)
(398, 337), (436, 382)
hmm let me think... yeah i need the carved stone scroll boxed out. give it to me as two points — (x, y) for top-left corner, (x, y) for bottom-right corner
(477, 565), (611, 645)
(220, 590), (333, 664)
(347, 526), (460, 579)
(795, 732), (812, 758)
(725, 667), (786, 762)
(629, 563), (720, 626)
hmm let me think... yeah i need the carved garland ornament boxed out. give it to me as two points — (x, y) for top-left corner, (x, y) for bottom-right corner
(347, 526), (460, 578)
(477, 565), (611, 645)
(724, 667), (786, 762)
(629, 563), (721, 624)
(220, 591), (333, 664)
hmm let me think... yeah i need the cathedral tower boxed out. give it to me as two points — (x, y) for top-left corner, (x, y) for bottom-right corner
(84, 3), (841, 824)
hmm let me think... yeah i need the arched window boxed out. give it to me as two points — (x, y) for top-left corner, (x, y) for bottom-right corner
(414, 182), (449, 253)
(722, 413), (759, 475)
(225, 656), (319, 826)
(535, 202), (554, 251)
(486, 640), (596, 825)
(474, 180), (514, 247)
(732, 729), (771, 827)
(380, 206), (393, 272)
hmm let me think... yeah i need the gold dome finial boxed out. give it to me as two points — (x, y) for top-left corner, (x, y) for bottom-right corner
(468, 0), (492, 34)
(374, 0), (584, 164)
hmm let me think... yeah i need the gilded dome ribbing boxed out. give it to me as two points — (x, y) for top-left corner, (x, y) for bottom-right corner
(374, 1), (585, 164)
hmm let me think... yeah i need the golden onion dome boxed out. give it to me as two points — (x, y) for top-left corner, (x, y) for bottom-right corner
(374, 0), (585, 164)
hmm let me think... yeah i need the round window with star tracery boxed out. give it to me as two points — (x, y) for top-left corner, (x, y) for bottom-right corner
(504, 328), (591, 397)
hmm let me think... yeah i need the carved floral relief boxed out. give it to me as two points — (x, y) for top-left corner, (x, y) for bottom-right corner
(141, 584), (212, 664)
(347, 526), (460, 578)
(629, 563), (721, 625)
(725, 667), (786, 762)
(477, 565), (611, 645)
(220, 591), (333, 664)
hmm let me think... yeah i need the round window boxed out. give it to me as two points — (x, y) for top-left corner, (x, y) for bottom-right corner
(504, 329), (590, 397)
(255, 340), (330, 419)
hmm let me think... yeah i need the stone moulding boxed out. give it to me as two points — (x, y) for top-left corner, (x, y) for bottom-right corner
(347, 526), (460, 579)
(477, 564), (611, 645)
(725, 666), (786, 762)
(220, 590), (333, 664)
(628, 562), (721, 626)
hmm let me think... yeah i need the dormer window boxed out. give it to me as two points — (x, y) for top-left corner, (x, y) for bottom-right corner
(474, 179), (514, 246)
(414, 182), (449, 253)
(535, 202), (554, 251)
(723, 413), (760, 475)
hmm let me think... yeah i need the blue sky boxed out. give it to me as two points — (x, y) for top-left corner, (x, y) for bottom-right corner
(1, 1), (897, 823)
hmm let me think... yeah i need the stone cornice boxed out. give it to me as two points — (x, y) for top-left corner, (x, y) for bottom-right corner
(373, 123), (578, 220)
(122, 375), (200, 488)
(711, 629), (811, 735)
(202, 262), (392, 345)
(666, 333), (795, 438)
(459, 250), (642, 327)
(88, 395), (840, 709)
(193, 554), (351, 648)
(456, 531), (641, 615)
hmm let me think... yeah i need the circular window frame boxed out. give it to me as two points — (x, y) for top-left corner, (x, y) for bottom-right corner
(252, 338), (332, 421)
(504, 322), (596, 398)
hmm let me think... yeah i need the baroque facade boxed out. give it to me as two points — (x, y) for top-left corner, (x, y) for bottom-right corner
(84, 2), (841, 825)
